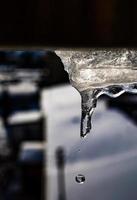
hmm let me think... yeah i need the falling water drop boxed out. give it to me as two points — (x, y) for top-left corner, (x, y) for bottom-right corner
(56, 50), (137, 187)
(75, 174), (85, 184)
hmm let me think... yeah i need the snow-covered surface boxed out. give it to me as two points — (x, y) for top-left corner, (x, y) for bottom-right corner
(42, 84), (137, 200)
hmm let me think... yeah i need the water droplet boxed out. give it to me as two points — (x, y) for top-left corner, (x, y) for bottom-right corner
(75, 174), (85, 184)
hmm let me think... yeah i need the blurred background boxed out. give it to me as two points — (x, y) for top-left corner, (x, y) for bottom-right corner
(1, 50), (137, 200)
(0, 50), (68, 200)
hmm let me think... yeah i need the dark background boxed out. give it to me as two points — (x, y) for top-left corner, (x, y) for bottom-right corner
(0, 0), (137, 47)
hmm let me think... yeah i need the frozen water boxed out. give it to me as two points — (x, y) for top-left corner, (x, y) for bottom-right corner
(56, 49), (137, 137)
(56, 49), (137, 91)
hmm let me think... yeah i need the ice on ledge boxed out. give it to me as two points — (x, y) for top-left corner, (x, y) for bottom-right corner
(56, 49), (137, 137)
(56, 49), (137, 92)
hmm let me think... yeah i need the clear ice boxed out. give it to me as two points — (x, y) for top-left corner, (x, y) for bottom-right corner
(56, 49), (137, 138)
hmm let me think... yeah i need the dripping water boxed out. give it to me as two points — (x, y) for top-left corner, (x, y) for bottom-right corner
(80, 83), (137, 138)
(56, 49), (137, 184)
(56, 49), (137, 138)
(75, 174), (85, 184)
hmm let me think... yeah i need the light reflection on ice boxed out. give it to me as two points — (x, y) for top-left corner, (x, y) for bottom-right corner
(56, 49), (137, 137)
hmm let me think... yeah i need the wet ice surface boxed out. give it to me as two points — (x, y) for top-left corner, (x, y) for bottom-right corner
(56, 49), (137, 91)
(43, 85), (137, 200)
(56, 49), (137, 137)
